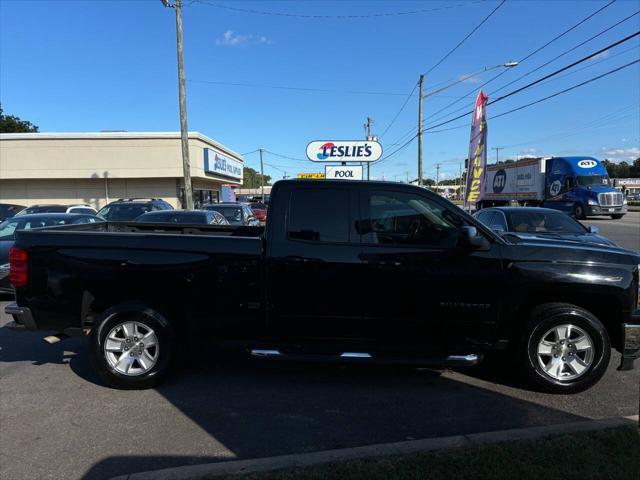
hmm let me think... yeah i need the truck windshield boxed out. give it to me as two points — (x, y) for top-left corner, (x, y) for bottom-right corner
(576, 175), (610, 187)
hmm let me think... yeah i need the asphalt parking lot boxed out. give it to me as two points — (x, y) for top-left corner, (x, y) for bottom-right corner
(1, 213), (638, 480)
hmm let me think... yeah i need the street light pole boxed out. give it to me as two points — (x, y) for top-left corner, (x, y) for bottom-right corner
(162, 0), (194, 210)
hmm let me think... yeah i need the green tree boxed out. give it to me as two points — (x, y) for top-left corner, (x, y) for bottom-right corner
(615, 161), (631, 178)
(0, 104), (39, 132)
(629, 158), (640, 178)
(602, 159), (617, 177)
(242, 166), (271, 188)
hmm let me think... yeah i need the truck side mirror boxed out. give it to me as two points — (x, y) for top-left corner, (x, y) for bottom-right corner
(461, 226), (490, 251)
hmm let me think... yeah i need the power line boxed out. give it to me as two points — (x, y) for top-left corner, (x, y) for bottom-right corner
(423, 41), (640, 129)
(379, 81), (418, 139)
(490, 59), (640, 120)
(423, 31), (640, 131)
(380, 0), (505, 141)
(378, 59), (638, 167)
(264, 150), (308, 162)
(490, 9), (639, 96)
(188, 78), (474, 99)
(188, 0), (483, 19)
(423, 0), (506, 76)
(421, 0), (619, 125)
(188, 79), (409, 97)
(373, 134), (419, 166)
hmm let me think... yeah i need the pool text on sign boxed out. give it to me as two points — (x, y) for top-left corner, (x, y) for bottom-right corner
(325, 165), (363, 180)
(306, 141), (383, 162)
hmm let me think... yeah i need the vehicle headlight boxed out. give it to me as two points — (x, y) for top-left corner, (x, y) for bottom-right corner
(587, 199), (598, 206)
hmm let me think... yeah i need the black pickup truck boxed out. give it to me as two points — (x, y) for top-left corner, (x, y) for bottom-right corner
(5, 180), (640, 393)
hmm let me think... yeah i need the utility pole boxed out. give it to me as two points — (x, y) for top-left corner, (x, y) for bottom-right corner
(259, 147), (265, 203)
(458, 162), (463, 201)
(364, 117), (373, 180)
(492, 146), (504, 164)
(162, 0), (193, 209)
(417, 74), (424, 186)
(406, 171), (409, 184)
(435, 163), (441, 191)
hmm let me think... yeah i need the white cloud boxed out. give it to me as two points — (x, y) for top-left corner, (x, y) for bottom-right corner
(216, 30), (272, 47)
(590, 50), (609, 61)
(600, 146), (640, 162)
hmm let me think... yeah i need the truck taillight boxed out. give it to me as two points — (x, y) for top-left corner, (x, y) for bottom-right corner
(9, 247), (28, 288)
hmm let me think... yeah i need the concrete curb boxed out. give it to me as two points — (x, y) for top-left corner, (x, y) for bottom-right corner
(110, 415), (639, 480)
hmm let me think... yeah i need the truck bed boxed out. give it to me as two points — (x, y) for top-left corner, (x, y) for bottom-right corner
(12, 222), (264, 332)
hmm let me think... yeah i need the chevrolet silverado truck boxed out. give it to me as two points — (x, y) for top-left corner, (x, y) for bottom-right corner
(5, 180), (640, 393)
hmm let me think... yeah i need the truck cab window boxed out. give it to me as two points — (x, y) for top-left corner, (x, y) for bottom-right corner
(288, 188), (349, 243)
(364, 191), (461, 247)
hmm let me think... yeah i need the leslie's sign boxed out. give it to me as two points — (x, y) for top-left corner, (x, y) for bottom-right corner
(306, 141), (382, 162)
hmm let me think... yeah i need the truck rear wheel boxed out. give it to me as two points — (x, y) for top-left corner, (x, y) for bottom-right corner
(521, 303), (610, 394)
(89, 304), (173, 389)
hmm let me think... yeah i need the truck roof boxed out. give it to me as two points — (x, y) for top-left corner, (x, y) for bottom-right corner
(274, 179), (413, 188)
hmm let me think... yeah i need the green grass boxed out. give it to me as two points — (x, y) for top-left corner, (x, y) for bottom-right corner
(209, 426), (640, 480)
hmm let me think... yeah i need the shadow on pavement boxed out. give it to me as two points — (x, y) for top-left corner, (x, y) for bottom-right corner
(0, 317), (594, 480)
(78, 348), (588, 480)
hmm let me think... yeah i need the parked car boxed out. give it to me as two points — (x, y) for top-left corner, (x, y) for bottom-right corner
(473, 207), (617, 247)
(248, 202), (268, 222)
(15, 204), (97, 216)
(0, 213), (103, 293)
(4, 180), (639, 393)
(97, 198), (173, 221)
(135, 210), (229, 225)
(203, 202), (260, 226)
(0, 203), (26, 221)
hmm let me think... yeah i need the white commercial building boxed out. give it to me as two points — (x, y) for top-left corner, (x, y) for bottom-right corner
(0, 131), (244, 209)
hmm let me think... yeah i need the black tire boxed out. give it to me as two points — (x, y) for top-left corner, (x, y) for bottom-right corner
(573, 203), (586, 220)
(522, 303), (610, 394)
(610, 214), (624, 220)
(88, 304), (173, 389)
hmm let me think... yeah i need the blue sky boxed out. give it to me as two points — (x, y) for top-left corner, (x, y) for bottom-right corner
(1, 0), (638, 182)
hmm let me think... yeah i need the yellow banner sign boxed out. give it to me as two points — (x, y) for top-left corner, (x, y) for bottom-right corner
(297, 173), (326, 179)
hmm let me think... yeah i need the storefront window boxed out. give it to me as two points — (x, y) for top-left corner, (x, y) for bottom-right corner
(179, 188), (220, 209)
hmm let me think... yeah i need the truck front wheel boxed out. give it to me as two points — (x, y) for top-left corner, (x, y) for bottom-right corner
(522, 303), (610, 394)
(610, 214), (624, 220)
(573, 203), (586, 220)
(89, 305), (173, 389)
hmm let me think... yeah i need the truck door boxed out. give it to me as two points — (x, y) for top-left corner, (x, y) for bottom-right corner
(357, 186), (505, 355)
(265, 184), (364, 340)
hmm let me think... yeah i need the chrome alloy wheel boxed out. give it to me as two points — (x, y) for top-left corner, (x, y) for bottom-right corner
(536, 324), (594, 381)
(104, 321), (159, 376)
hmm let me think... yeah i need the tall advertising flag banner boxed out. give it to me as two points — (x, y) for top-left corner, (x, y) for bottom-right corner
(464, 91), (489, 209)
